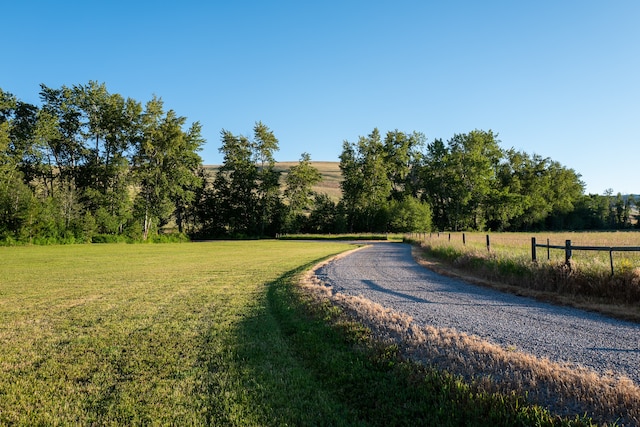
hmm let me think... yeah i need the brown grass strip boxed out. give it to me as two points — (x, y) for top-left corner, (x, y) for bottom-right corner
(300, 259), (640, 426)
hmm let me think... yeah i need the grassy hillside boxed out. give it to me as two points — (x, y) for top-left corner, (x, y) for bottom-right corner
(204, 161), (343, 201)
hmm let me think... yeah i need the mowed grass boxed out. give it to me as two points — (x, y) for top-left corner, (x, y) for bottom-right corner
(0, 240), (596, 426)
(0, 241), (352, 425)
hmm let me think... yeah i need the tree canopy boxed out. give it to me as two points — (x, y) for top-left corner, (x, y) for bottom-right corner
(0, 83), (634, 244)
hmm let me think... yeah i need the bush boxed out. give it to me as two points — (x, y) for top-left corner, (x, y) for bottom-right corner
(148, 233), (190, 243)
(388, 197), (432, 233)
(91, 234), (132, 244)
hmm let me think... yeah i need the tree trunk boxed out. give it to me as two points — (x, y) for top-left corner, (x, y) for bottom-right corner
(143, 194), (150, 241)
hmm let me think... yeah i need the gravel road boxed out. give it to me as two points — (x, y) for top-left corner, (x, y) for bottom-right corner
(315, 242), (640, 385)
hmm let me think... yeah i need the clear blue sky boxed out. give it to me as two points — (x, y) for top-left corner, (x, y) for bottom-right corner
(3, 1), (638, 194)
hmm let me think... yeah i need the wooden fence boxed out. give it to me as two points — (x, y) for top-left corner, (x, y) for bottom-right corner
(531, 237), (640, 276)
(407, 232), (640, 276)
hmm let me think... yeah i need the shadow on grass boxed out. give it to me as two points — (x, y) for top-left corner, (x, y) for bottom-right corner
(196, 261), (594, 427)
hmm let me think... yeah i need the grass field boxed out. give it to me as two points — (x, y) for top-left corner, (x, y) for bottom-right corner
(0, 241), (596, 425)
(0, 241), (353, 424)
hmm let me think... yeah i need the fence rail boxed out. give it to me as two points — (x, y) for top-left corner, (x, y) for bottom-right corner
(531, 237), (640, 276)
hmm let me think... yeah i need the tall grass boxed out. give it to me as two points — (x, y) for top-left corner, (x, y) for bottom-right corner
(408, 232), (640, 319)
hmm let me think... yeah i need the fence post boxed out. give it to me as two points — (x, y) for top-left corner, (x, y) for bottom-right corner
(609, 250), (614, 276)
(547, 238), (550, 260)
(486, 234), (490, 252)
(463, 233), (466, 245)
(448, 233), (451, 242)
(531, 237), (537, 263)
(565, 240), (572, 267)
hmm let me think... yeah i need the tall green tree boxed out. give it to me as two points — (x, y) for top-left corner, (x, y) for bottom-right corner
(252, 121), (282, 236)
(132, 97), (203, 240)
(421, 138), (450, 230)
(447, 130), (502, 230)
(339, 128), (392, 232)
(383, 130), (425, 199)
(207, 123), (283, 237)
(422, 130), (502, 230)
(284, 152), (322, 232)
(38, 84), (84, 185)
(71, 81), (140, 234)
(210, 130), (258, 236)
(0, 90), (34, 240)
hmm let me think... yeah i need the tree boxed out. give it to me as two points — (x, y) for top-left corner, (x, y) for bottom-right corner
(308, 193), (345, 234)
(0, 90), (33, 240)
(71, 81), (140, 234)
(252, 122), (282, 236)
(38, 84), (84, 188)
(339, 128), (392, 232)
(447, 130), (502, 230)
(206, 123), (285, 237)
(544, 161), (584, 229)
(421, 138), (450, 230)
(488, 149), (536, 231)
(1, 83), (206, 242)
(421, 130), (502, 231)
(283, 152), (322, 232)
(569, 194), (609, 230)
(210, 130), (259, 236)
(383, 130), (425, 199)
(132, 97), (204, 240)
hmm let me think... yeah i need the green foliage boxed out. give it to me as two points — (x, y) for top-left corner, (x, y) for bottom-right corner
(388, 196), (432, 232)
(340, 128), (393, 232)
(91, 233), (132, 243)
(0, 82), (629, 241)
(420, 132), (586, 232)
(307, 192), (347, 234)
(133, 97), (204, 240)
(0, 83), (203, 243)
(283, 152), (322, 233)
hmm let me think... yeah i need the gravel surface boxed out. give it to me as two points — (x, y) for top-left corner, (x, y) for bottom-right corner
(315, 242), (640, 385)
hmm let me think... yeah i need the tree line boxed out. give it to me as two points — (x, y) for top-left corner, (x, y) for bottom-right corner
(0, 82), (635, 243)
(338, 128), (636, 232)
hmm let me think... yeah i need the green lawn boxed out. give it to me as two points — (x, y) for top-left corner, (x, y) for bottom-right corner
(0, 241), (593, 426)
(0, 241), (351, 425)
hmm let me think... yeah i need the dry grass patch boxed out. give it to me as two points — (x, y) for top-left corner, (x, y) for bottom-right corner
(205, 161), (343, 201)
(301, 258), (640, 426)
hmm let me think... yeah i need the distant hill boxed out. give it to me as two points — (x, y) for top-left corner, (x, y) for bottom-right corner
(203, 161), (343, 201)
(203, 163), (639, 206)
